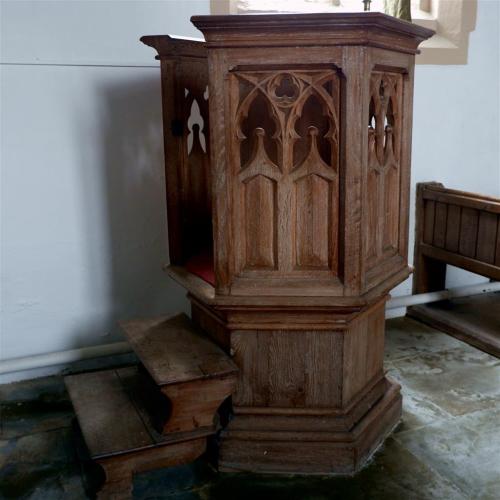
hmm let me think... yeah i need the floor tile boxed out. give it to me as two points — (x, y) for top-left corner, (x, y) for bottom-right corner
(0, 429), (85, 499)
(0, 317), (498, 499)
(134, 458), (217, 498)
(0, 398), (74, 439)
(385, 318), (466, 362)
(388, 348), (500, 417)
(0, 376), (68, 404)
(395, 416), (500, 498)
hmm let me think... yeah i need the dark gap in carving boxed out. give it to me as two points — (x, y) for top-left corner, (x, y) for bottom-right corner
(386, 97), (395, 127)
(240, 92), (278, 166)
(294, 93), (331, 167)
(273, 74), (298, 100)
(322, 79), (332, 94)
(384, 97), (395, 150)
(368, 97), (376, 129)
(379, 79), (385, 97)
(238, 79), (254, 102)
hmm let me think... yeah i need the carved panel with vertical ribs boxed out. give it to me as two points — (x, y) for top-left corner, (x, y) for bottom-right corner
(231, 67), (340, 278)
(366, 71), (403, 271)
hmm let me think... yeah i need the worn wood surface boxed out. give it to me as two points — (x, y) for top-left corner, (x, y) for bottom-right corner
(96, 438), (205, 499)
(65, 367), (213, 459)
(141, 35), (211, 266)
(66, 366), (211, 498)
(161, 376), (236, 433)
(72, 412), (208, 500)
(223, 298), (385, 412)
(65, 369), (152, 459)
(219, 378), (401, 474)
(120, 314), (237, 434)
(408, 292), (500, 358)
(120, 313), (237, 386)
(192, 12), (433, 53)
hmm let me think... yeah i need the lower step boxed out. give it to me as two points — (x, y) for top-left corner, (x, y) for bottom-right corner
(65, 366), (212, 499)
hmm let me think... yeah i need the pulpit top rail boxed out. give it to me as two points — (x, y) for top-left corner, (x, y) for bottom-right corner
(140, 34), (206, 59)
(191, 12), (434, 53)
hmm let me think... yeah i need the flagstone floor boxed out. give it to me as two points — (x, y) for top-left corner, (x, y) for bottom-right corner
(1, 317), (499, 499)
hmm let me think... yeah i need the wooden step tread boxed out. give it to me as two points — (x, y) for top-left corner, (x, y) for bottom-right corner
(65, 366), (213, 460)
(408, 292), (500, 358)
(119, 313), (237, 386)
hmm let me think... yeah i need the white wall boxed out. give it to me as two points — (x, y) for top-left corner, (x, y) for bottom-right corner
(395, 0), (500, 297)
(0, 0), (209, 381)
(1, 0), (499, 381)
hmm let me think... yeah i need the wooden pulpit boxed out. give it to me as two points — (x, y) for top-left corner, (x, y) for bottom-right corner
(142, 13), (433, 474)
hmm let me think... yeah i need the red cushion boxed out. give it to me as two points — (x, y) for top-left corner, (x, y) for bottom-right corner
(185, 252), (215, 286)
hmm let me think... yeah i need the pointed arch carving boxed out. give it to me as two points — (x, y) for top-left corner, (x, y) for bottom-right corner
(366, 71), (404, 269)
(231, 66), (341, 274)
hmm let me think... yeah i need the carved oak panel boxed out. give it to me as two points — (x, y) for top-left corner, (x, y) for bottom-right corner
(366, 71), (404, 271)
(231, 67), (340, 277)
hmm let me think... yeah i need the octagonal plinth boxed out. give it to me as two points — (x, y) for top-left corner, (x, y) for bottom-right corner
(190, 295), (402, 474)
(219, 378), (401, 474)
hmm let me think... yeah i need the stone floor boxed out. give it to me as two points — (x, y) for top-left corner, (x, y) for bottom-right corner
(1, 317), (499, 499)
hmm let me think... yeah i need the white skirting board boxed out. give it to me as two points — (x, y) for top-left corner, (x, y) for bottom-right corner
(1, 281), (499, 382)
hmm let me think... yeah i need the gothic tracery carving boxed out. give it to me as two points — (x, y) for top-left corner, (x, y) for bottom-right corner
(232, 68), (340, 272)
(366, 71), (403, 267)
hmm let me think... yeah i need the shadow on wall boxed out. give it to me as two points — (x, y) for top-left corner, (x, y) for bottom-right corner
(77, 72), (189, 346)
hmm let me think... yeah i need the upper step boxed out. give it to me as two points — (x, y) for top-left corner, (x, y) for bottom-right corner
(119, 313), (237, 386)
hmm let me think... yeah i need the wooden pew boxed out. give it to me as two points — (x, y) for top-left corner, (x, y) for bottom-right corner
(408, 182), (500, 357)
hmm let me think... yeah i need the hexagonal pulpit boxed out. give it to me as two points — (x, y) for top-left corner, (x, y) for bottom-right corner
(142, 13), (433, 474)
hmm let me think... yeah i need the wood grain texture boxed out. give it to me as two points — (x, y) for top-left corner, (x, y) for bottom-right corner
(119, 314), (237, 434)
(230, 67), (340, 277)
(65, 367), (214, 458)
(411, 183), (500, 361)
(192, 12), (434, 53)
(413, 182), (500, 293)
(144, 24), (426, 303)
(65, 369), (153, 459)
(342, 298), (385, 406)
(96, 438), (205, 499)
(219, 378), (401, 474)
(231, 329), (344, 409)
(365, 71), (403, 271)
(190, 296), (231, 350)
(66, 366), (211, 498)
(120, 314), (237, 386)
(141, 36), (212, 266)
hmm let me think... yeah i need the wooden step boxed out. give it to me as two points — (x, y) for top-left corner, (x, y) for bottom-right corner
(119, 313), (238, 434)
(65, 366), (210, 499)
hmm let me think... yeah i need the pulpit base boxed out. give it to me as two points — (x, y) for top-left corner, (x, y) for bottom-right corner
(218, 377), (401, 475)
